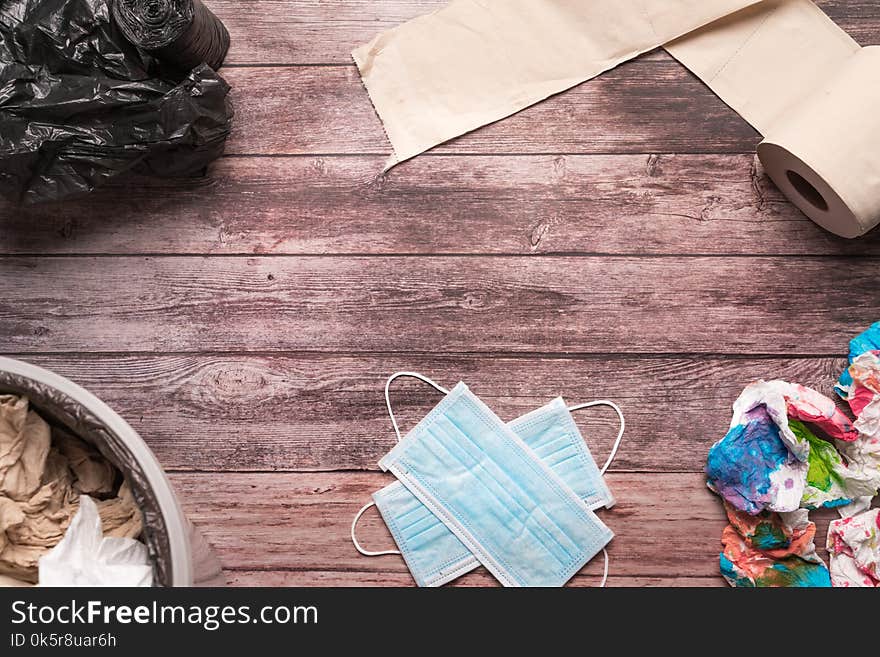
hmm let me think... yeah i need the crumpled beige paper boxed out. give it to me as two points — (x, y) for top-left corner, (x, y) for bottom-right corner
(0, 395), (142, 585)
(55, 426), (116, 496)
(0, 573), (31, 587)
(0, 394), (50, 501)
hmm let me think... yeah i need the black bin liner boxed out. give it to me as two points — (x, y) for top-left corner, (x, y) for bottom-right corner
(0, 0), (233, 204)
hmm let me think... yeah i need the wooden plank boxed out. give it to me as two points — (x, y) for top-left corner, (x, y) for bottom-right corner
(0, 256), (875, 355)
(215, 0), (441, 65)
(219, 62), (760, 156)
(14, 354), (849, 472)
(5, 155), (880, 257)
(170, 471), (846, 585)
(225, 571), (723, 587)
(212, 0), (880, 66)
(170, 471), (732, 581)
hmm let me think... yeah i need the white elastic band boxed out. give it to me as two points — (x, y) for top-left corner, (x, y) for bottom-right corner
(385, 371), (449, 442)
(350, 502), (401, 557)
(567, 400), (625, 475)
(600, 549), (609, 588)
(378, 377), (620, 585)
(566, 401), (618, 588)
(352, 372), (447, 558)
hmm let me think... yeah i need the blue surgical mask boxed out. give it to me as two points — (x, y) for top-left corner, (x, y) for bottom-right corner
(351, 376), (623, 586)
(511, 397), (618, 511)
(352, 373), (617, 587)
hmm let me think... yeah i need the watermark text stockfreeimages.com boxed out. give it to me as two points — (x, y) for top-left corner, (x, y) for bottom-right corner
(10, 599), (318, 632)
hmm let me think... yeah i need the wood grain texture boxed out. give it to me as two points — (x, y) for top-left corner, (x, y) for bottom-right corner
(224, 571), (724, 587)
(219, 62), (761, 156)
(172, 472), (729, 580)
(168, 471), (845, 587)
(5, 155), (880, 256)
(0, 256), (875, 355)
(3, 0), (876, 587)
(14, 354), (848, 472)
(210, 0), (880, 65)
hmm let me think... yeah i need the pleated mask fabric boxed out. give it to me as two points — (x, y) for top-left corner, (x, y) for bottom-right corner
(356, 397), (621, 586)
(377, 383), (613, 587)
(512, 398), (616, 510)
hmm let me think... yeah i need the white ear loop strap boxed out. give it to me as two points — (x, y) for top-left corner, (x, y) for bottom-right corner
(369, 378), (620, 583)
(351, 372), (450, 557)
(566, 400), (623, 588)
(351, 502), (401, 557)
(385, 371), (449, 442)
(567, 399), (625, 475)
(600, 549), (609, 588)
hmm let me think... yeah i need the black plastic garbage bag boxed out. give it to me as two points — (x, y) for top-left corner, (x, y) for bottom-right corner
(0, 0), (232, 204)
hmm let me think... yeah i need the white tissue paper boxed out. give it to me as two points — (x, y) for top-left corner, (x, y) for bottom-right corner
(38, 495), (153, 587)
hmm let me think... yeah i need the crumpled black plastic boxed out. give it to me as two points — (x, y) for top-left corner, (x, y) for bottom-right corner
(0, 0), (233, 204)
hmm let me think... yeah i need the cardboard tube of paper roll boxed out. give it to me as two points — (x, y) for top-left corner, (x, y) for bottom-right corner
(756, 48), (880, 239)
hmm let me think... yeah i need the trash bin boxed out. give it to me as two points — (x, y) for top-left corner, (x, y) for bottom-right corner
(0, 357), (224, 586)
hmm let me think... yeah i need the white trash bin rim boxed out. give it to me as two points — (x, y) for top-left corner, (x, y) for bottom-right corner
(0, 357), (202, 586)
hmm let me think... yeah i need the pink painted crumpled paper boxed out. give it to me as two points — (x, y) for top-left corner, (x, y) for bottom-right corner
(827, 509), (880, 587)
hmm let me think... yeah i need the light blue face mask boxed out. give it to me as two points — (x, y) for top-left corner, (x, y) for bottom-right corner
(510, 396), (619, 511)
(352, 373), (618, 587)
(351, 373), (624, 586)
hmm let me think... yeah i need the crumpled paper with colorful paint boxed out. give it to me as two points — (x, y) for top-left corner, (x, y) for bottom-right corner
(793, 419), (876, 510)
(707, 403), (806, 515)
(707, 354), (880, 587)
(720, 502), (830, 587)
(843, 351), (880, 437)
(835, 354), (880, 511)
(781, 381), (859, 444)
(827, 509), (880, 587)
(836, 322), (880, 398)
(707, 380), (859, 515)
(833, 323), (880, 516)
(822, 323), (880, 587)
(708, 324), (880, 587)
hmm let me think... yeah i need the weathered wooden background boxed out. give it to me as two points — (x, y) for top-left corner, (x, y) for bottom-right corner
(2, 0), (879, 586)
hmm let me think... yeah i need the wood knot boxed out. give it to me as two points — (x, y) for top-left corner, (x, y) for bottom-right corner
(462, 292), (487, 310)
(528, 219), (551, 250)
(213, 365), (267, 394)
(552, 155), (567, 177)
(56, 218), (77, 239)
